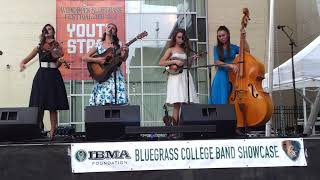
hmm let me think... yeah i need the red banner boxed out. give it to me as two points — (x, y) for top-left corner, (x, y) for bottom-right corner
(56, 0), (125, 80)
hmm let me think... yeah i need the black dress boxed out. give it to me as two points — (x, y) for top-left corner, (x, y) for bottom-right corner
(29, 47), (69, 110)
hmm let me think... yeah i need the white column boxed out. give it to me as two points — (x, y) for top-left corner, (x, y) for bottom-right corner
(265, 0), (275, 136)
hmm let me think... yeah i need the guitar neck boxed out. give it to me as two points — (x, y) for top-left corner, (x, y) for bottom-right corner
(125, 37), (138, 47)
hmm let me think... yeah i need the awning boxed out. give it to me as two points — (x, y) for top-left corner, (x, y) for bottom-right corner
(263, 35), (320, 91)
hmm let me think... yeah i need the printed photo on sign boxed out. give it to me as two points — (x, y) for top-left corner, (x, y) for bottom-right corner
(56, 0), (125, 80)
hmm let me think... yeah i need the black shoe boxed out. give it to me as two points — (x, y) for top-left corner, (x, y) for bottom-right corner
(235, 128), (249, 138)
(169, 133), (182, 140)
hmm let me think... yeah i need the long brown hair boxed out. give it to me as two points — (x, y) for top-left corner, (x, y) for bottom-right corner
(39, 24), (55, 49)
(216, 26), (231, 62)
(101, 23), (120, 49)
(169, 28), (191, 52)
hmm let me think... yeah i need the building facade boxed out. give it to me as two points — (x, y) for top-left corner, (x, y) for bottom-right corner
(1, 0), (318, 131)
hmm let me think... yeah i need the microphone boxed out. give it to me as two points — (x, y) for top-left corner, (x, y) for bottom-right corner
(111, 30), (116, 37)
(277, 25), (286, 29)
(43, 28), (49, 35)
(0, 50), (2, 55)
(110, 30), (116, 44)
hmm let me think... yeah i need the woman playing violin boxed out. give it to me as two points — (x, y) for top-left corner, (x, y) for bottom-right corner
(19, 24), (69, 140)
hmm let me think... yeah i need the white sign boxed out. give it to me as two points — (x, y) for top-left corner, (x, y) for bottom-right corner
(71, 138), (307, 173)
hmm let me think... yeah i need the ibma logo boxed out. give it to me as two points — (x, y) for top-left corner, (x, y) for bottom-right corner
(88, 150), (131, 160)
(75, 149), (88, 162)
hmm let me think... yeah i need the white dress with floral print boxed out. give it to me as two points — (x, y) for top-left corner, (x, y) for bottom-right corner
(89, 41), (128, 105)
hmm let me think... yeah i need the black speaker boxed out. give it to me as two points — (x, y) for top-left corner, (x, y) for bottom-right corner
(0, 107), (41, 141)
(85, 105), (140, 140)
(180, 104), (236, 138)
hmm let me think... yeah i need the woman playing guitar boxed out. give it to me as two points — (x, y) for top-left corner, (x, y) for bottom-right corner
(82, 23), (129, 105)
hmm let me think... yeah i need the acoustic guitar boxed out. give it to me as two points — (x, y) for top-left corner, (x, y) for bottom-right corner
(87, 31), (148, 83)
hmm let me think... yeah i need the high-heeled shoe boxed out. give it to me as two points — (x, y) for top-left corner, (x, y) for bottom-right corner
(49, 129), (56, 141)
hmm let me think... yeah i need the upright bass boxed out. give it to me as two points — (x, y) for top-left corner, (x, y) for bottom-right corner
(229, 8), (273, 128)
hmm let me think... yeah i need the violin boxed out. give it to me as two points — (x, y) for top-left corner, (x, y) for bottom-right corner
(42, 39), (70, 69)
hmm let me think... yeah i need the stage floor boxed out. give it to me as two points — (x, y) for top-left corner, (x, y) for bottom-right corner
(0, 136), (319, 180)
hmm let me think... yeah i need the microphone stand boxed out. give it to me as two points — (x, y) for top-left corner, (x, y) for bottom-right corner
(111, 33), (118, 105)
(185, 45), (191, 104)
(183, 62), (243, 104)
(279, 26), (298, 134)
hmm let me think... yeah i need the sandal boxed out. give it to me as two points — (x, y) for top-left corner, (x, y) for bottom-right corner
(49, 129), (56, 141)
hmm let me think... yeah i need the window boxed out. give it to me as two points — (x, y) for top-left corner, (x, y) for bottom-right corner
(317, 0), (320, 16)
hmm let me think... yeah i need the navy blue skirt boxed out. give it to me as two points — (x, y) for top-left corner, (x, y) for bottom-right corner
(29, 67), (69, 110)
